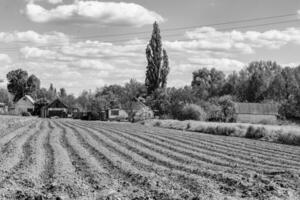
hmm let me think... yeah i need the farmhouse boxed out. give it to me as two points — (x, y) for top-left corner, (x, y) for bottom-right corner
(41, 98), (68, 118)
(129, 97), (154, 122)
(234, 102), (278, 124)
(13, 95), (35, 114)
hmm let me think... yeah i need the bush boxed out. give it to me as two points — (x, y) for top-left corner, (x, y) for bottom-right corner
(218, 95), (236, 122)
(21, 111), (31, 117)
(179, 104), (206, 121)
(245, 126), (267, 139)
(278, 132), (300, 146)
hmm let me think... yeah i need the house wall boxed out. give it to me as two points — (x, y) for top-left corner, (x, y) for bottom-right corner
(236, 114), (277, 123)
(108, 109), (128, 120)
(14, 98), (34, 114)
(134, 107), (154, 120)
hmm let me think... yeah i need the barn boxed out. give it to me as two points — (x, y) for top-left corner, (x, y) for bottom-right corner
(234, 103), (278, 124)
(13, 95), (35, 114)
(41, 98), (68, 118)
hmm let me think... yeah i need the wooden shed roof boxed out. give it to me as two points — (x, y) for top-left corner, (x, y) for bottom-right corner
(234, 103), (278, 115)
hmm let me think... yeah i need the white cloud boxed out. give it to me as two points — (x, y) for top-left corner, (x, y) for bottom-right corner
(175, 27), (300, 54)
(70, 59), (115, 72)
(188, 58), (245, 72)
(0, 54), (11, 64)
(0, 31), (68, 44)
(25, 1), (164, 26)
(26, 0), (63, 4)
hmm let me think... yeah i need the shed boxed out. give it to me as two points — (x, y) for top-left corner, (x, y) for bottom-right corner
(13, 95), (35, 114)
(42, 98), (68, 118)
(234, 103), (278, 124)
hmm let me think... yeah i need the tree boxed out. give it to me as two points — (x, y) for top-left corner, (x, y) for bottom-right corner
(243, 61), (281, 102)
(145, 22), (170, 95)
(27, 74), (41, 98)
(6, 69), (41, 102)
(221, 72), (239, 96)
(191, 68), (225, 100)
(47, 83), (57, 101)
(59, 88), (67, 99)
(0, 88), (9, 104)
(7, 69), (29, 102)
(146, 88), (170, 117)
(168, 86), (197, 119)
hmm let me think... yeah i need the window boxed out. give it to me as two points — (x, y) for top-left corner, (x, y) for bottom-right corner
(111, 110), (119, 116)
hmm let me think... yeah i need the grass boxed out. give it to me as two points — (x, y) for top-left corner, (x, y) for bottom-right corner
(142, 119), (300, 146)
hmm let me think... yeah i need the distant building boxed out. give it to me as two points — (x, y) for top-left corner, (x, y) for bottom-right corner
(41, 98), (68, 118)
(107, 108), (129, 121)
(234, 103), (278, 123)
(13, 95), (35, 114)
(128, 97), (154, 122)
(0, 103), (8, 114)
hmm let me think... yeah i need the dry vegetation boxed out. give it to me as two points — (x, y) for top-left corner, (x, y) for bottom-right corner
(0, 116), (299, 199)
(143, 119), (300, 146)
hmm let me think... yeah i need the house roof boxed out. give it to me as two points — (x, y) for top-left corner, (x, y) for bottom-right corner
(47, 98), (68, 109)
(24, 95), (35, 104)
(234, 103), (278, 115)
(130, 97), (153, 112)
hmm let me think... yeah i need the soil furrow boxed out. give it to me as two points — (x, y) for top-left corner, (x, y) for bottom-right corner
(53, 120), (115, 197)
(79, 121), (295, 172)
(69, 121), (289, 199)
(63, 121), (203, 200)
(99, 122), (300, 168)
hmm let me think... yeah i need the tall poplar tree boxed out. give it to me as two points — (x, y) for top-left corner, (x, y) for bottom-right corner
(145, 22), (170, 95)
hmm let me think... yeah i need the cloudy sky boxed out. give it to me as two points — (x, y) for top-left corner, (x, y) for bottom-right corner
(1, 0), (300, 95)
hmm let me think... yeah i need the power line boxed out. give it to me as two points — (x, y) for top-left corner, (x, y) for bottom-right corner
(72, 13), (298, 40)
(0, 15), (299, 52)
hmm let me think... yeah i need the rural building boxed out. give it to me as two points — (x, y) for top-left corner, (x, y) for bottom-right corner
(13, 95), (35, 114)
(128, 97), (154, 122)
(0, 103), (8, 114)
(107, 108), (129, 121)
(234, 102), (278, 124)
(41, 98), (68, 118)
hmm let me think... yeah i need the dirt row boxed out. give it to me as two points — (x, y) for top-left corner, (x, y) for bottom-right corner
(0, 118), (299, 200)
(69, 120), (300, 200)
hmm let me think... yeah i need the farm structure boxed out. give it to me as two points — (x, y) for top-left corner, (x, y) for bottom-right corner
(0, 103), (8, 114)
(11, 95), (35, 114)
(234, 102), (278, 123)
(41, 98), (68, 118)
(128, 97), (154, 121)
(107, 108), (129, 121)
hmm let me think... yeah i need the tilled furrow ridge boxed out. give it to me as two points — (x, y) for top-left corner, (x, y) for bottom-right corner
(73, 121), (300, 199)
(54, 121), (113, 194)
(63, 121), (193, 200)
(99, 122), (300, 169)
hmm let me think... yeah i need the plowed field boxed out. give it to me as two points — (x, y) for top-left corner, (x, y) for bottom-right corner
(0, 117), (299, 200)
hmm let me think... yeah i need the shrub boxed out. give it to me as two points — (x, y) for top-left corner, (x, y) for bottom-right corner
(278, 132), (300, 146)
(153, 121), (161, 127)
(245, 126), (267, 139)
(179, 104), (207, 121)
(21, 111), (31, 117)
(218, 95), (237, 122)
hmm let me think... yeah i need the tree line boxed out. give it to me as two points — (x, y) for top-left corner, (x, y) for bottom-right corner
(1, 22), (300, 121)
